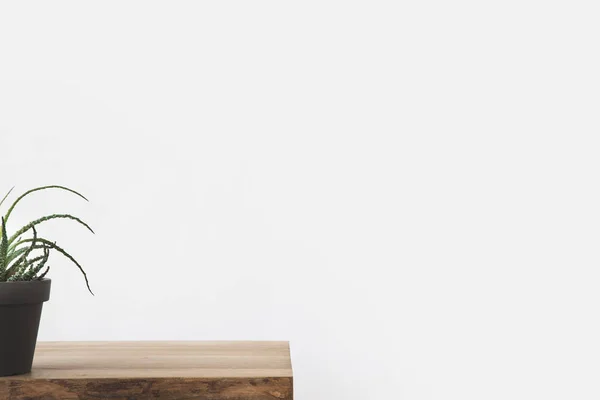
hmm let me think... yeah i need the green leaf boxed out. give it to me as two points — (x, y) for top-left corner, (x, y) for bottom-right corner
(6, 246), (29, 266)
(8, 236), (23, 254)
(22, 248), (50, 281)
(37, 265), (50, 280)
(4, 185), (88, 224)
(8, 253), (47, 281)
(0, 218), (8, 280)
(8, 226), (38, 275)
(0, 186), (14, 210)
(8, 214), (94, 245)
(5, 244), (48, 276)
(17, 238), (93, 295)
(6, 240), (45, 266)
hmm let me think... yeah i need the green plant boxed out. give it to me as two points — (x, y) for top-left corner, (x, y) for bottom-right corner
(0, 185), (94, 294)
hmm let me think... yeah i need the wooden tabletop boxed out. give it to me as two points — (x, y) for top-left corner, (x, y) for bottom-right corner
(0, 341), (293, 400)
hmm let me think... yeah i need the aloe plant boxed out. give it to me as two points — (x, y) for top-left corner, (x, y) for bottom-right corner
(0, 186), (94, 294)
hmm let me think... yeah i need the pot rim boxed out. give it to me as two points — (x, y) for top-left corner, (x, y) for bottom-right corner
(0, 278), (51, 285)
(0, 278), (51, 305)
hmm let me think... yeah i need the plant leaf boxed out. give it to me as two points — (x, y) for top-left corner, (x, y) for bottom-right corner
(17, 238), (93, 295)
(22, 248), (50, 281)
(8, 252), (47, 281)
(8, 214), (94, 245)
(6, 244), (49, 274)
(0, 186), (14, 210)
(37, 265), (50, 280)
(4, 185), (88, 224)
(8, 226), (38, 275)
(0, 218), (8, 280)
(6, 245), (29, 266)
(6, 240), (46, 266)
(8, 236), (22, 254)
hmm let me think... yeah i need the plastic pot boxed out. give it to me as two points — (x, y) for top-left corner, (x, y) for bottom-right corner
(0, 279), (51, 376)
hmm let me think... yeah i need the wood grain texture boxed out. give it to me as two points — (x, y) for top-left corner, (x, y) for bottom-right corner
(0, 342), (293, 400)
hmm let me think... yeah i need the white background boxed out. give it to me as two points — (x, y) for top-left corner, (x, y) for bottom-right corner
(1, 1), (599, 399)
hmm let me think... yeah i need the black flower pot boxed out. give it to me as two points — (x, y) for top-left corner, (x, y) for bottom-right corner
(0, 279), (51, 376)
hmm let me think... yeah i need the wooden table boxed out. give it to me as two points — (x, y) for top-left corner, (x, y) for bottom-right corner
(0, 341), (293, 400)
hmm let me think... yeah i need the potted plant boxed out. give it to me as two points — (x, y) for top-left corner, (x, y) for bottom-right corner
(0, 185), (93, 377)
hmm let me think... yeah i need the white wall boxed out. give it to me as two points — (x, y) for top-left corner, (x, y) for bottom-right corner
(1, 1), (599, 399)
